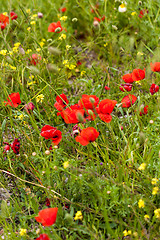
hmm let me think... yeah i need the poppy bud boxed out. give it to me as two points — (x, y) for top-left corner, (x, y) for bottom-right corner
(89, 97), (95, 104)
(38, 12), (43, 18)
(76, 111), (85, 123)
(32, 152), (37, 156)
(47, 63), (58, 73)
(29, 66), (40, 75)
(139, 132), (145, 145)
(88, 109), (94, 116)
(45, 150), (50, 155)
(3, 144), (10, 153)
(48, 46), (61, 55)
(65, 213), (74, 225)
(55, 27), (62, 33)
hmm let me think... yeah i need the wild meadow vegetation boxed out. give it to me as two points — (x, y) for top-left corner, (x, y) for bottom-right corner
(0, 0), (160, 239)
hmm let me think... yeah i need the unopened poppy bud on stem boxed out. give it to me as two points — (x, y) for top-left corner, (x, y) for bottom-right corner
(55, 27), (61, 33)
(48, 46), (61, 55)
(88, 109), (94, 116)
(76, 112), (85, 123)
(89, 97), (95, 104)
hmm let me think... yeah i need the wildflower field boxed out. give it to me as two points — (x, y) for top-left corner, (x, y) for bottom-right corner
(0, 0), (160, 239)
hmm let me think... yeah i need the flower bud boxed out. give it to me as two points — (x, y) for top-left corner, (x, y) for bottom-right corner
(32, 152), (36, 156)
(25, 102), (35, 114)
(48, 46), (61, 55)
(76, 111), (85, 123)
(38, 12), (43, 18)
(47, 63), (58, 73)
(45, 150), (50, 155)
(89, 97), (95, 103)
(55, 27), (61, 33)
(88, 109), (94, 116)
(93, 20), (99, 27)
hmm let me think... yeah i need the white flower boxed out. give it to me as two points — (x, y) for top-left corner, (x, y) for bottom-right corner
(118, 3), (127, 12)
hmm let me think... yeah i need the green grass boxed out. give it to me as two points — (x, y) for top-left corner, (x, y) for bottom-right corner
(0, 0), (160, 239)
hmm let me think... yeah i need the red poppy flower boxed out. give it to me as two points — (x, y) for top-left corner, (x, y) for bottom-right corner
(11, 139), (20, 154)
(0, 14), (9, 30)
(48, 21), (62, 33)
(150, 83), (159, 95)
(36, 234), (50, 240)
(139, 9), (148, 18)
(75, 127), (99, 146)
(77, 61), (82, 66)
(119, 83), (132, 92)
(3, 143), (10, 153)
(121, 94), (137, 108)
(10, 11), (18, 20)
(54, 93), (69, 111)
(94, 16), (105, 22)
(122, 73), (134, 83)
(60, 104), (85, 124)
(139, 105), (148, 116)
(4, 92), (21, 108)
(132, 68), (145, 81)
(30, 54), (42, 65)
(150, 62), (160, 72)
(78, 95), (99, 110)
(41, 125), (62, 145)
(35, 208), (58, 227)
(97, 99), (117, 123)
(105, 86), (110, 90)
(59, 7), (66, 13)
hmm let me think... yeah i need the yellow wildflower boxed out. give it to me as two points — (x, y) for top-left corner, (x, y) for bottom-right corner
(41, 38), (46, 42)
(3, 12), (8, 16)
(137, 52), (144, 56)
(60, 16), (67, 21)
(9, 65), (16, 70)
(18, 114), (24, 120)
(26, 9), (31, 14)
(104, 43), (108, 47)
(74, 211), (83, 221)
(66, 45), (71, 50)
(131, 12), (137, 16)
(59, 34), (66, 40)
(39, 42), (45, 48)
(144, 215), (150, 221)
(27, 27), (31, 31)
(36, 94), (44, 103)
(36, 48), (41, 52)
(123, 230), (131, 236)
(63, 60), (68, 65)
(138, 199), (145, 208)
(0, 50), (7, 56)
(151, 178), (158, 185)
(14, 42), (21, 47)
(80, 71), (86, 77)
(26, 49), (32, 54)
(138, 163), (146, 170)
(30, 21), (36, 25)
(63, 161), (69, 169)
(29, 75), (34, 80)
(31, 14), (37, 19)
(12, 47), (18, 53)
(154, 208), (160, 219)
(9, 51), (13, 55)
(19, 229), (27, 236)
(152, 187), (159, 195)
(68, 64), (76, 70)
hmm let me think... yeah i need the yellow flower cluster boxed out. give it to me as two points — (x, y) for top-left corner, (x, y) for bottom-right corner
(36, 94), (44, 103)
(152, 186), (159, 195)
(19, 228), (27, 236)
(63, 161), (69, 169)
(74, 211), (83, 220)
(138, 199), (145, 208)
(154, 208), (160, 219)
(138, 163), (146, 170)
(60, 16), (67, 21)
(63, 59), (76, 70)
(59, 34), (66, 40)
(123, 230), (131, 237)
(0, 50), (7, 56)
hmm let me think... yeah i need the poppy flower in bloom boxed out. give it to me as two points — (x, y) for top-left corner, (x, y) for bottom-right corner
(122, 73), (134, 83)
(94, 16), (105, 22)
(36, 234), (50, 240)
(4, 92), (21, 108)
(54, 93), (69, 111)
(3, 143), (10, 153)
(150, 83), (159, 95)
(60, 104), (85, 124)
(10, 11), (18, 20)
(75, 127), (99, 146)
(0, 14), (9, 30)
(105, 86), (110, 90)
(150, 62), (160, 72)
(139, 9), (148, 18)
(35, 208), (58, 227)
(11, 139), (20, 154)
(132, 68), (145, 81)
(139, 105), (148, 116)
(119, 83), (132, 92)
(24, 102), (35, 114)
(96, 99), (117, 123)
(78, 95), (99, 110)
(41, 125), (62, 145)
(30, 54), (42, 65)
(59, 7), (66, 13)
(121, 94), (137, 108)
(48, 21), (62, 33)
